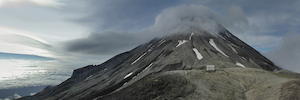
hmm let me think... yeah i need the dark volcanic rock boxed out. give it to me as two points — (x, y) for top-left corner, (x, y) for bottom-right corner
(99, 73), (196, 100)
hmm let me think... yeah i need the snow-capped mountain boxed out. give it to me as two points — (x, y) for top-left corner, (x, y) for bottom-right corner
(18, 28), (300, 100)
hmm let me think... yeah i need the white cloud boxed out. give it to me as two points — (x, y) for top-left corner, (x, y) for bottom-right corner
(0, 93), (21, 100)
(30, 93), (36, 96)
(13, 93), (21, 99)
(0, 26), (50, 45)
(0, 26), (57, 58)
(265, 32), (300, 72)
(0, 69), (72, 89)
(146, 5), (222, 35)
(0, 0), (92, 64)
(0, 0), (63, 9)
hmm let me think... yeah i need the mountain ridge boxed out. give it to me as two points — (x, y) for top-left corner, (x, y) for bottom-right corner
(18, 28), (299, 100)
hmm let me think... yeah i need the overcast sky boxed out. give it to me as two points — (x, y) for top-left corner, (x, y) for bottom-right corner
(0, 0), (300, 72)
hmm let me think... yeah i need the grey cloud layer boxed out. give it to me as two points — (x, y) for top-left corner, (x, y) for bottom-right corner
(65, 32), (144, 55)
(79, 0), (182, 32)
(65, 5), (251, 55)
(65, 1), (300, 72)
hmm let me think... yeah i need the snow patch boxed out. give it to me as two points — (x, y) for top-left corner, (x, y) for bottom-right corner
(157, 40), (165, 46)
(218, 35), (226, 40)
(131, 52), (147, 65)
(209, 39), (228, 57)
(192, 48), (203, 60)
(263, 62), (271, 65)
(148, 44), (152, 48)
(143, 63), (153, 71)
(225, 32), (231, 37)
(84, 75), (93, 81)
(132, 76), (137, 79)
(273, 68), (279, 72)
(99, 68), (108, 73)
(146, 63), (153, 69)
(159, 38), (166, 43)
(189, 32), (194, 40)
(236, 61), (246, 68)
(124, 72), (133, 79)
(176, 40), (188, 47)
(230, 46), (238, 53)
(157, 38), (166, 46)
(242, 57), (246, 60)
(133, 63), (154, 79)
(148, 46), (154, 52)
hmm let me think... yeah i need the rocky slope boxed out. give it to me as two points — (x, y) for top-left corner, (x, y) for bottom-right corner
(100, 68), (300, 100)
(18, 28), (299, 100)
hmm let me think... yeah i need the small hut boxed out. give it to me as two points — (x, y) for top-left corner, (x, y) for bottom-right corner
(206, 65), (216, 72)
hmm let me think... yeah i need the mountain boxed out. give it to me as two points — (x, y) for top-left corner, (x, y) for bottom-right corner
(18, 28), (300, 100)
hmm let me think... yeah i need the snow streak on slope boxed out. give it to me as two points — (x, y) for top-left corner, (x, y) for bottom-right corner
(147, 44), (152, 48)
(225, 32), (231, 37)
(242, 57), (246, 60)
(218, 35), (226, 40)
(192, 48), (203, 60)
(230, 46), (238, 53)
(158, 40), (165, 46)
(176, 40), (188, 47)
(189, 32), (194, 40)
(209, 39), (228, 57)
(142, 63), (153, 73)
(84, 75), (93, 81)
(131, 52), (147, 65)
(236, 61), (246, 68)
(124, 72), (133, 79)
(133, 63), (154, 79)
(157, 37), (166, 47)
